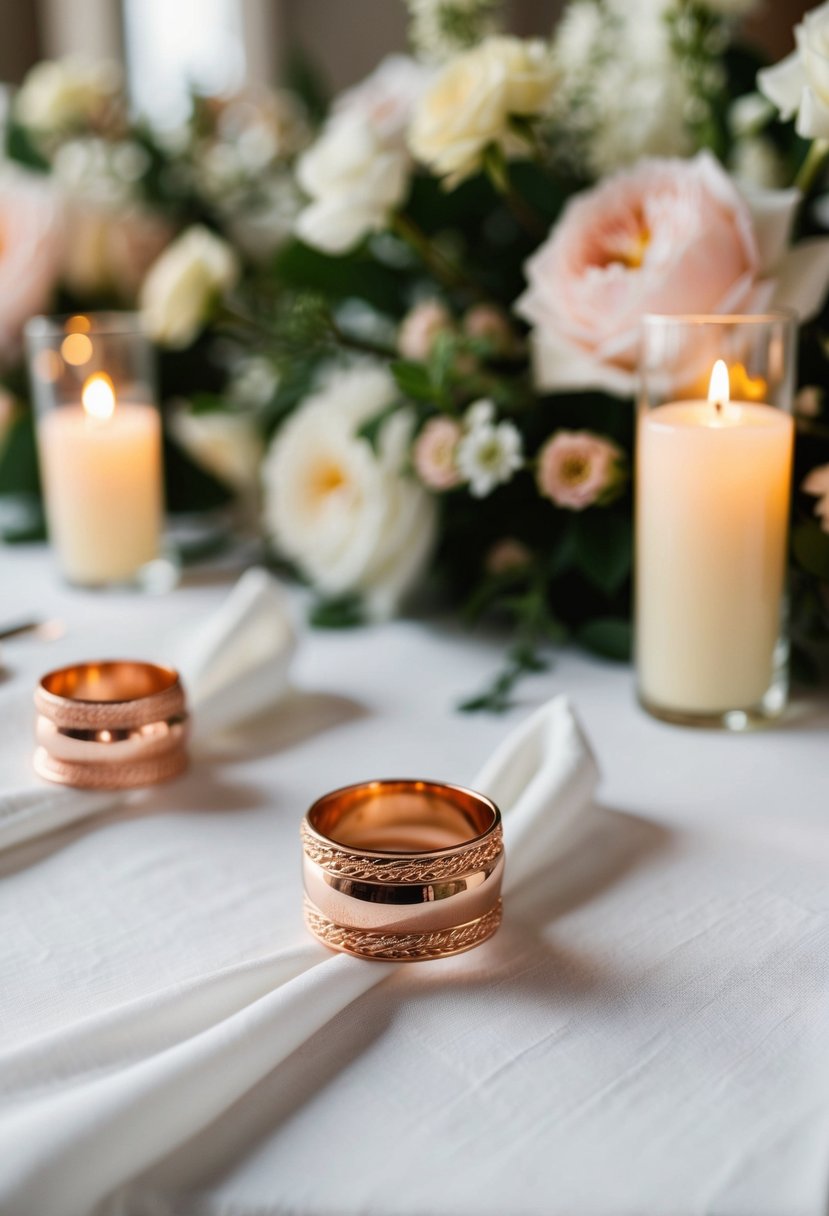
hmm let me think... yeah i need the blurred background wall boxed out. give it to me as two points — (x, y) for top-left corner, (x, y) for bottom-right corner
(0, 0), (814, 112)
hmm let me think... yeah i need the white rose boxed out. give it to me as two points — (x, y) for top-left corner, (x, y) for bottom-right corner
(333, 54), (429, 147)
(759, 1), (829, 140)
(15, 56), (123, 137)
(295, 114), (410, 254)
(169, 406), (263, 496)
(409, 36), (556, 187)
(294, 56), (428, 256)
(262, 364), (437, 619)
(140, 226), (239, 349)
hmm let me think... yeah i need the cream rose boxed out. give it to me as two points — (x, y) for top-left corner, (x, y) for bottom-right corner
(262, 365), (437, 618)
(516, 151), (829, 396)
(0, 169), (63, 366)
(15, 57), (123, 139)
(759, 2), (829, 140)
(140, 226), (239, 349)
(409, 36), (556, 187)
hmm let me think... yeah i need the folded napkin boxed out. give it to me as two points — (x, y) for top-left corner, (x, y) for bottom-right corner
(0, 569), (296, 853)
(0, 694), (599, 1216)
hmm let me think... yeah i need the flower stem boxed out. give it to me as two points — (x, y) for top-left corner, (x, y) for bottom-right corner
(795, 139), (829, 196)
(483, 146), (547, 240)
(393, 212), (488, 300)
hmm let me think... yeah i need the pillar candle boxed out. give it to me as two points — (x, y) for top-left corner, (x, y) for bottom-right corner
(37, 373), (163, 586)
(636, 361), (793, 716)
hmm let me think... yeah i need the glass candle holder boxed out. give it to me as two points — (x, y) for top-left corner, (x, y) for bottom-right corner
(636, 313), (796, 730)
(26, 313), (164, 589)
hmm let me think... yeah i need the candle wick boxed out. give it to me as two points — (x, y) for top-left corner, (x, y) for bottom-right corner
(715, 400), (723, 415)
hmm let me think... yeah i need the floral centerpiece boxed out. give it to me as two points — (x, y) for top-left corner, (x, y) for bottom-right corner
(2, 0), (829, 707)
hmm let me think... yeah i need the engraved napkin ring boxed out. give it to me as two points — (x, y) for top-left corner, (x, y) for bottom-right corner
(34, 660), (189, 789)
(302, 779), (504, 962)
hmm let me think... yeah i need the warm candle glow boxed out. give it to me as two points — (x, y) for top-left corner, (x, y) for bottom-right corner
(82, 373), (116, 422)
(708, 359), (730, 408)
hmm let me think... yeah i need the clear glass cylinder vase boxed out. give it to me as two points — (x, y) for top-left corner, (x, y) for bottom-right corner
(25, 312), (164, 589)
(636, 313), (796, 730)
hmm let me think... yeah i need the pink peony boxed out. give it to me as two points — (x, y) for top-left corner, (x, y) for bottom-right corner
(413, 416), (463, 490)
(802, 464), (829, 532)
(0, 170), (63, 365)
(517, 151), (829, 396)
(537, 430), (620, 510)
(398, 299), (453, 360)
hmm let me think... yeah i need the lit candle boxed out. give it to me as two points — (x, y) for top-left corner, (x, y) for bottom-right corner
(636, 360), (794, 718)
(37, 372), (163, 586)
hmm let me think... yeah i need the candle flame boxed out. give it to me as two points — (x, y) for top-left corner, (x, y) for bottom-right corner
(707, 360), (730, 407)
(82, 372), (115, 421)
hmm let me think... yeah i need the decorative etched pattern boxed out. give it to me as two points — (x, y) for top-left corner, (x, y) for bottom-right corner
(304, 897), (503, 961)
(301, 822), (503, 883)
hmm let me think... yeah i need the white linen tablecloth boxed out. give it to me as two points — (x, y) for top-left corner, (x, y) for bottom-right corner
(2, 545), (829, 1216)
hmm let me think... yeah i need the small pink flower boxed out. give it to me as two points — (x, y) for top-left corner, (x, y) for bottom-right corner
(486, 538), (532, 574)
(398, 299), (453, 360)
(413, 416), (462, 490)
(463, 304), (515, 355)
(537, 430), (621, 511)
(803, 463), (829, 532)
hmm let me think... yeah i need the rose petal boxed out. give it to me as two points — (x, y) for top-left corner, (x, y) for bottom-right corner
(529, 329), (637, 396)
(796, 85), (829, 140)
(758, 52), (806, 120)
(770, 238), (829, 320)
(742, 184), (801, 275)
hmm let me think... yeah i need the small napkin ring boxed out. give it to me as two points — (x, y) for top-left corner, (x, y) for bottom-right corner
(302, 779), (504, 962)
(34, 660), (189, 789)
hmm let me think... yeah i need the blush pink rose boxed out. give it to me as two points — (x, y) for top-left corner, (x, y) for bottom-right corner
(0, 170), (63, 365)
(537, 430), (621, 510)
(413, 416), (462, 490)
(516, 151), (829, 396)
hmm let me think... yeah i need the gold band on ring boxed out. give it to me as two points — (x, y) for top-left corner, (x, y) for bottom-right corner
(302, 780), (504, 962)
(33, 660), (189, 789)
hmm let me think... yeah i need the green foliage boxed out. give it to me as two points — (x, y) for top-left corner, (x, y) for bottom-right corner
(0, 410), (40, 498)
(573, 511), (633, 596)
(793, 522), (829, 581)
(576, 617), (633, 661)
(309, 595), (365, 629)
(162, 434), (234, 513)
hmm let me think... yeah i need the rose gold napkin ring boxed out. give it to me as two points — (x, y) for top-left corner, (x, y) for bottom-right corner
(34, 660), (189, 789)
(302, 779), (504, 962)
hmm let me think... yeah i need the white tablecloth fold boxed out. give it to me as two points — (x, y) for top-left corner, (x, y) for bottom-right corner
(0, 569), (295, 852)
(0, 694), (597, 1216)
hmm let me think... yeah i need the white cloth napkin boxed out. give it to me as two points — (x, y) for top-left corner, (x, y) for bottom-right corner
(0, 569), (296, 852)
(0, 694), (598, 1216)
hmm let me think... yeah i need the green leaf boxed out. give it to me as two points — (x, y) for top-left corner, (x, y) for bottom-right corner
(576, 617), (632, 661)
(793, 521), (829, 581)
(356, 402), (401, 454)
(309, 595), (365, 629)
(162, 434), (234, 513)
(273, 241), (402, 315)
(573, 511), (632, 596)
(0, 411), (41, 498)
(390, 360), (434, 403)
